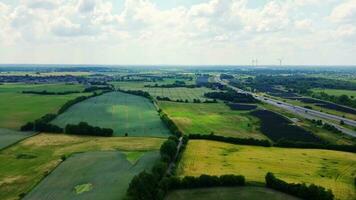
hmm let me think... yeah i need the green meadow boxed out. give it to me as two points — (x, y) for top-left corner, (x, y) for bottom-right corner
(52, 91), (171, 137)
(0, 83), (88, 129)
(159, 102), (266, 140)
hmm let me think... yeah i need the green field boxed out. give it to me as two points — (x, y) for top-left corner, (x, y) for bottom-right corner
(0, 128), (34, 150)
(311, 88), (356, 98)
(165, 186), (301, 200)
(112, 81), (215, 101)
(0, 133), (164, 200)
(0, 83), (88, 129)
(0, 83), (85, 93)
(177, 140), (356, 200)
(159, 102), (266, 140)
(24, 151), (159, 200)
(52, 91), (171, 137)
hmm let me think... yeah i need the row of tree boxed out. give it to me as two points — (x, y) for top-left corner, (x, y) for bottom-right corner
(156, 96), (217, 104)
(162, 174), (245, 190)
(204, 90), (259, 103)
(158, 111), (182, 138)
(22, 90), (80, 95)
(311, 92), (356, 109)
(20, 113), (63, 133)
(65, 122), (113, 137)
(189, 134), (356, 153)
(189, 134), (272, 147)
(126, 136), (187, 200)
(275, 139), (356, 153)
(265, 172), (334, 200)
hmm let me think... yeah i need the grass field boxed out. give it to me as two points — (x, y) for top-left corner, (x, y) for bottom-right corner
(177, 140), (356, 200)
(24, 151), (159, 200)
(112, 81), (215, 101)
(0, 128), (34, 150)
(0, 133), (164, 200)
(0, 93), (88, 129)
(159, 102), (266, 140)
(0, 83), (88, 129)
(0, 83), (85, 93)
(52, 91), (171, 137)
(311, 88), (356, 98)
(165, 186), (301, 200)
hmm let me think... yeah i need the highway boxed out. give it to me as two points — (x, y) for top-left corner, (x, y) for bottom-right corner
(214, 76), (356, 137)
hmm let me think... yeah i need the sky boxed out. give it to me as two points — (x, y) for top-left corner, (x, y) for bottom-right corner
(0, 0), (355, 65)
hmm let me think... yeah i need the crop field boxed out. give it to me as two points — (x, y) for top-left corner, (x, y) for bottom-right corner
(177, 140), (356, 200)
(0, 88), (88, 129)
(311, 88), (356, 98)
(52, 91), (170, 137)
(165, 186), (301, 200)
(0, 128), (34, 150)
(24, 151), (159, 200)
(0, 133), (164, 200)
(112, 81), (215, 101)
(159, 102), (267, 140)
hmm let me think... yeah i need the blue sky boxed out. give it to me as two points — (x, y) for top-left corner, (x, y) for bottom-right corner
(0, 0), (355, 65)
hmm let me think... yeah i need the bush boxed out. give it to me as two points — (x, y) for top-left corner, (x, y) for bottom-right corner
(265, 172), (334, 200)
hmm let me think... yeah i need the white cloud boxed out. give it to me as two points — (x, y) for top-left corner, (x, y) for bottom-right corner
(0, 0), (355, 65)
(330, 0), (356, 23)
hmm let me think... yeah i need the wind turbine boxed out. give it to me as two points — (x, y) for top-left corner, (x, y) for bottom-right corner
(278, 58), (283, 66)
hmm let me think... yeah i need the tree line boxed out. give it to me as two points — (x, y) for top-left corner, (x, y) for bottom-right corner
(311, 92), (356, 109)
(156, 96), (217, 104)
(265, 172), (334, 200)
(22, 90), (80, 95)
(189, 134), (272, 147)
(189, 134), (356, 153)
(204, 90), (259, 103)
(126, 136), (187, 200)
(65, 122), (113, 137)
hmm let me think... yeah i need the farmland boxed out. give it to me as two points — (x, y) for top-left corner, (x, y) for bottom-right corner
(52, 91), (171, 137)
(159, 102), (267, 140)
(112, 81), (215, 101)
(0, 133), (164, 200)
(165, 186), (300, 200)
(24, 151), (159, 200)
(0, 83), (89, 129)
(0, 128), (34, 150)
(177, 140), (356, 200)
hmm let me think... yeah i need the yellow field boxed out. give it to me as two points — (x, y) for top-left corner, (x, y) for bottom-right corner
(0, 133), (164, 200)
(177, 140), (356, 200)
